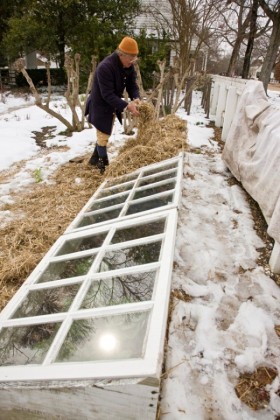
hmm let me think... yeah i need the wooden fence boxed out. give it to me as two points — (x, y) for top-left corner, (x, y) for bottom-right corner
(209, 75), (249, 141)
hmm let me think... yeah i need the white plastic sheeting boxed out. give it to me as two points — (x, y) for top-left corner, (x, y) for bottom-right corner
(222, 80), (280, 271)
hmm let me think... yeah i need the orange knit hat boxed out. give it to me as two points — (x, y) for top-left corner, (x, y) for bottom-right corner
(118, 36), (139, 55)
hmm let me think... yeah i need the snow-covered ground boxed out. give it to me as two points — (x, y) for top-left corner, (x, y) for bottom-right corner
(0, 87), (280, 419)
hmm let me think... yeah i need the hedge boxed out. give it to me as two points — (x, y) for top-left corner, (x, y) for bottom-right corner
(15, 68), (67, 87)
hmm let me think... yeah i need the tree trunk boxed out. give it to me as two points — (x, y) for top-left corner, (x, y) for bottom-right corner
(259, 23), (280, 92)
(134, 62), (146, 99)
(18, 65), (73, 131)
(242, 0), (258, 79)
(155, 60), (166, 119)
(226, 38), (242, 77)
(15, 56), (96, 133)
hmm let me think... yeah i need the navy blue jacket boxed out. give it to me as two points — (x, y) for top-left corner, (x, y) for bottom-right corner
(85, 52), (140, 135)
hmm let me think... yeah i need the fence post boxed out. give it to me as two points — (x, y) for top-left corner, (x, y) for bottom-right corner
(269, 242), (280, 273)
(215, 83), (227, 127)
(221, 86), (239, 141)
(210, 79), (220, 116)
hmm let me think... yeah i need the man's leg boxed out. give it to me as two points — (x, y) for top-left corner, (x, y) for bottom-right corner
(96, 130), (110, 174)
(88, 143), (99, 166)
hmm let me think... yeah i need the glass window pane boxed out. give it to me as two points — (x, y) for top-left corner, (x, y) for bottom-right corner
(96, 183), (134, 199)
(99, 241), (162, 272)
(138, 170), (177, 187)
(11, 284), (80, 318)
(133, 181), (176, 200)
(111, 220), (165, 244)
(105, 173), (138, 188)
(55, 311), (150, 363)
(37, 255), (96, 283)
(77, 208), (122, 228)
(88, 193), (129, 212)
(0, 322), (61, 366)
(142, 162), (177, 177)
(81, 271), (156, 309)
(56, 233), (107, 256)
(126, 193), (173, 215)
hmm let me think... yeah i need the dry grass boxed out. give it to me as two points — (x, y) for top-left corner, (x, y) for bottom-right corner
(172, 288), (193, 303)
(0, 102), (187, 310)
(107, 102), (187, 178)
(235, 366), (278, 410)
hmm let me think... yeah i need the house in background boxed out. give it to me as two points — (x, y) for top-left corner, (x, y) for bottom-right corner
(24, 50), (58, 69)
(249, 59), (276, 82)
(134, 0), (209, 71)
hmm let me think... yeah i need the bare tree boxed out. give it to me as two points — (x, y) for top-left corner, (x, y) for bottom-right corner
(258, 0), (280, 91)
(242, 0), (259, 78)
(225, 0), (252, 76)
(214, 0), (270, 77)
(274, 60), (280, 82)
(142, 0), (220, 76)
(15, 55), (97, 133)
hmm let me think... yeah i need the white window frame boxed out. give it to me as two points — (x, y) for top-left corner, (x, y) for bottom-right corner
(65, 154), (184, 234)
(0, 154), (184, 383)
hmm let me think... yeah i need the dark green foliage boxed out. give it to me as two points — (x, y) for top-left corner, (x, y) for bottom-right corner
(1, 0), (141, 69)
(0, 0), (23, 44)
(0, 1), (174, 93)
(15, 68), (67, 87)
(137, 30), (171, 90)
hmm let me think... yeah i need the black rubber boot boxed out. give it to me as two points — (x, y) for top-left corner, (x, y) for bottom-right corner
(88, 144), (99, 166)
(97, 158), (106, 175)
(103, 154), (109, 166)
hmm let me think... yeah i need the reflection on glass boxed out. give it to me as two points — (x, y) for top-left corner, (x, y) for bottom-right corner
(105, 173), (138, 188)
(81, 271), (156, 309)
(99, 241), (162, 272)
(12, 284), (80, 318)
(55, 311), (150, 362)
(0, 322), (61, 366)
(126, 193), (173, 215)
(133, 181), (176, 200)
(142, 162), (177, 177)
(77, 208), (122, 228)
(88, 193), (129, 212)
(37, 255), (96, 283)
(56, 233), (107, 256)
(96, 183), (134, 199)
(111, 220), (165, 244)
(138, 170), (177, 187)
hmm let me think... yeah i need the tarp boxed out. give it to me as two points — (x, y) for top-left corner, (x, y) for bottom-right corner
(222, 80), (280, 244)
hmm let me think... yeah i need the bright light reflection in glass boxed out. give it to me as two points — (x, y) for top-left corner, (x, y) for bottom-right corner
(99, 333), (118, 353)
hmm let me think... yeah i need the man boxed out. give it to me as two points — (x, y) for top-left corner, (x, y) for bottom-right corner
(85, 36), (140, 174)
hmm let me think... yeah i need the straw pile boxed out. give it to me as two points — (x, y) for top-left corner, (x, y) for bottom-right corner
(0, 163), (104, 310)
(107, 101), (187, 178)
(0, 101), (187, 310)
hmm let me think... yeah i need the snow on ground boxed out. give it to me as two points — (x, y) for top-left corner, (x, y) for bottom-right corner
(0, 87), (280, 419)
(267, 87), (280, 109)
(160, 152), (280, 419)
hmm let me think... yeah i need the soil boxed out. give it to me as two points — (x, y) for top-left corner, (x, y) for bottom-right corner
(31, 126), (57, 147)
